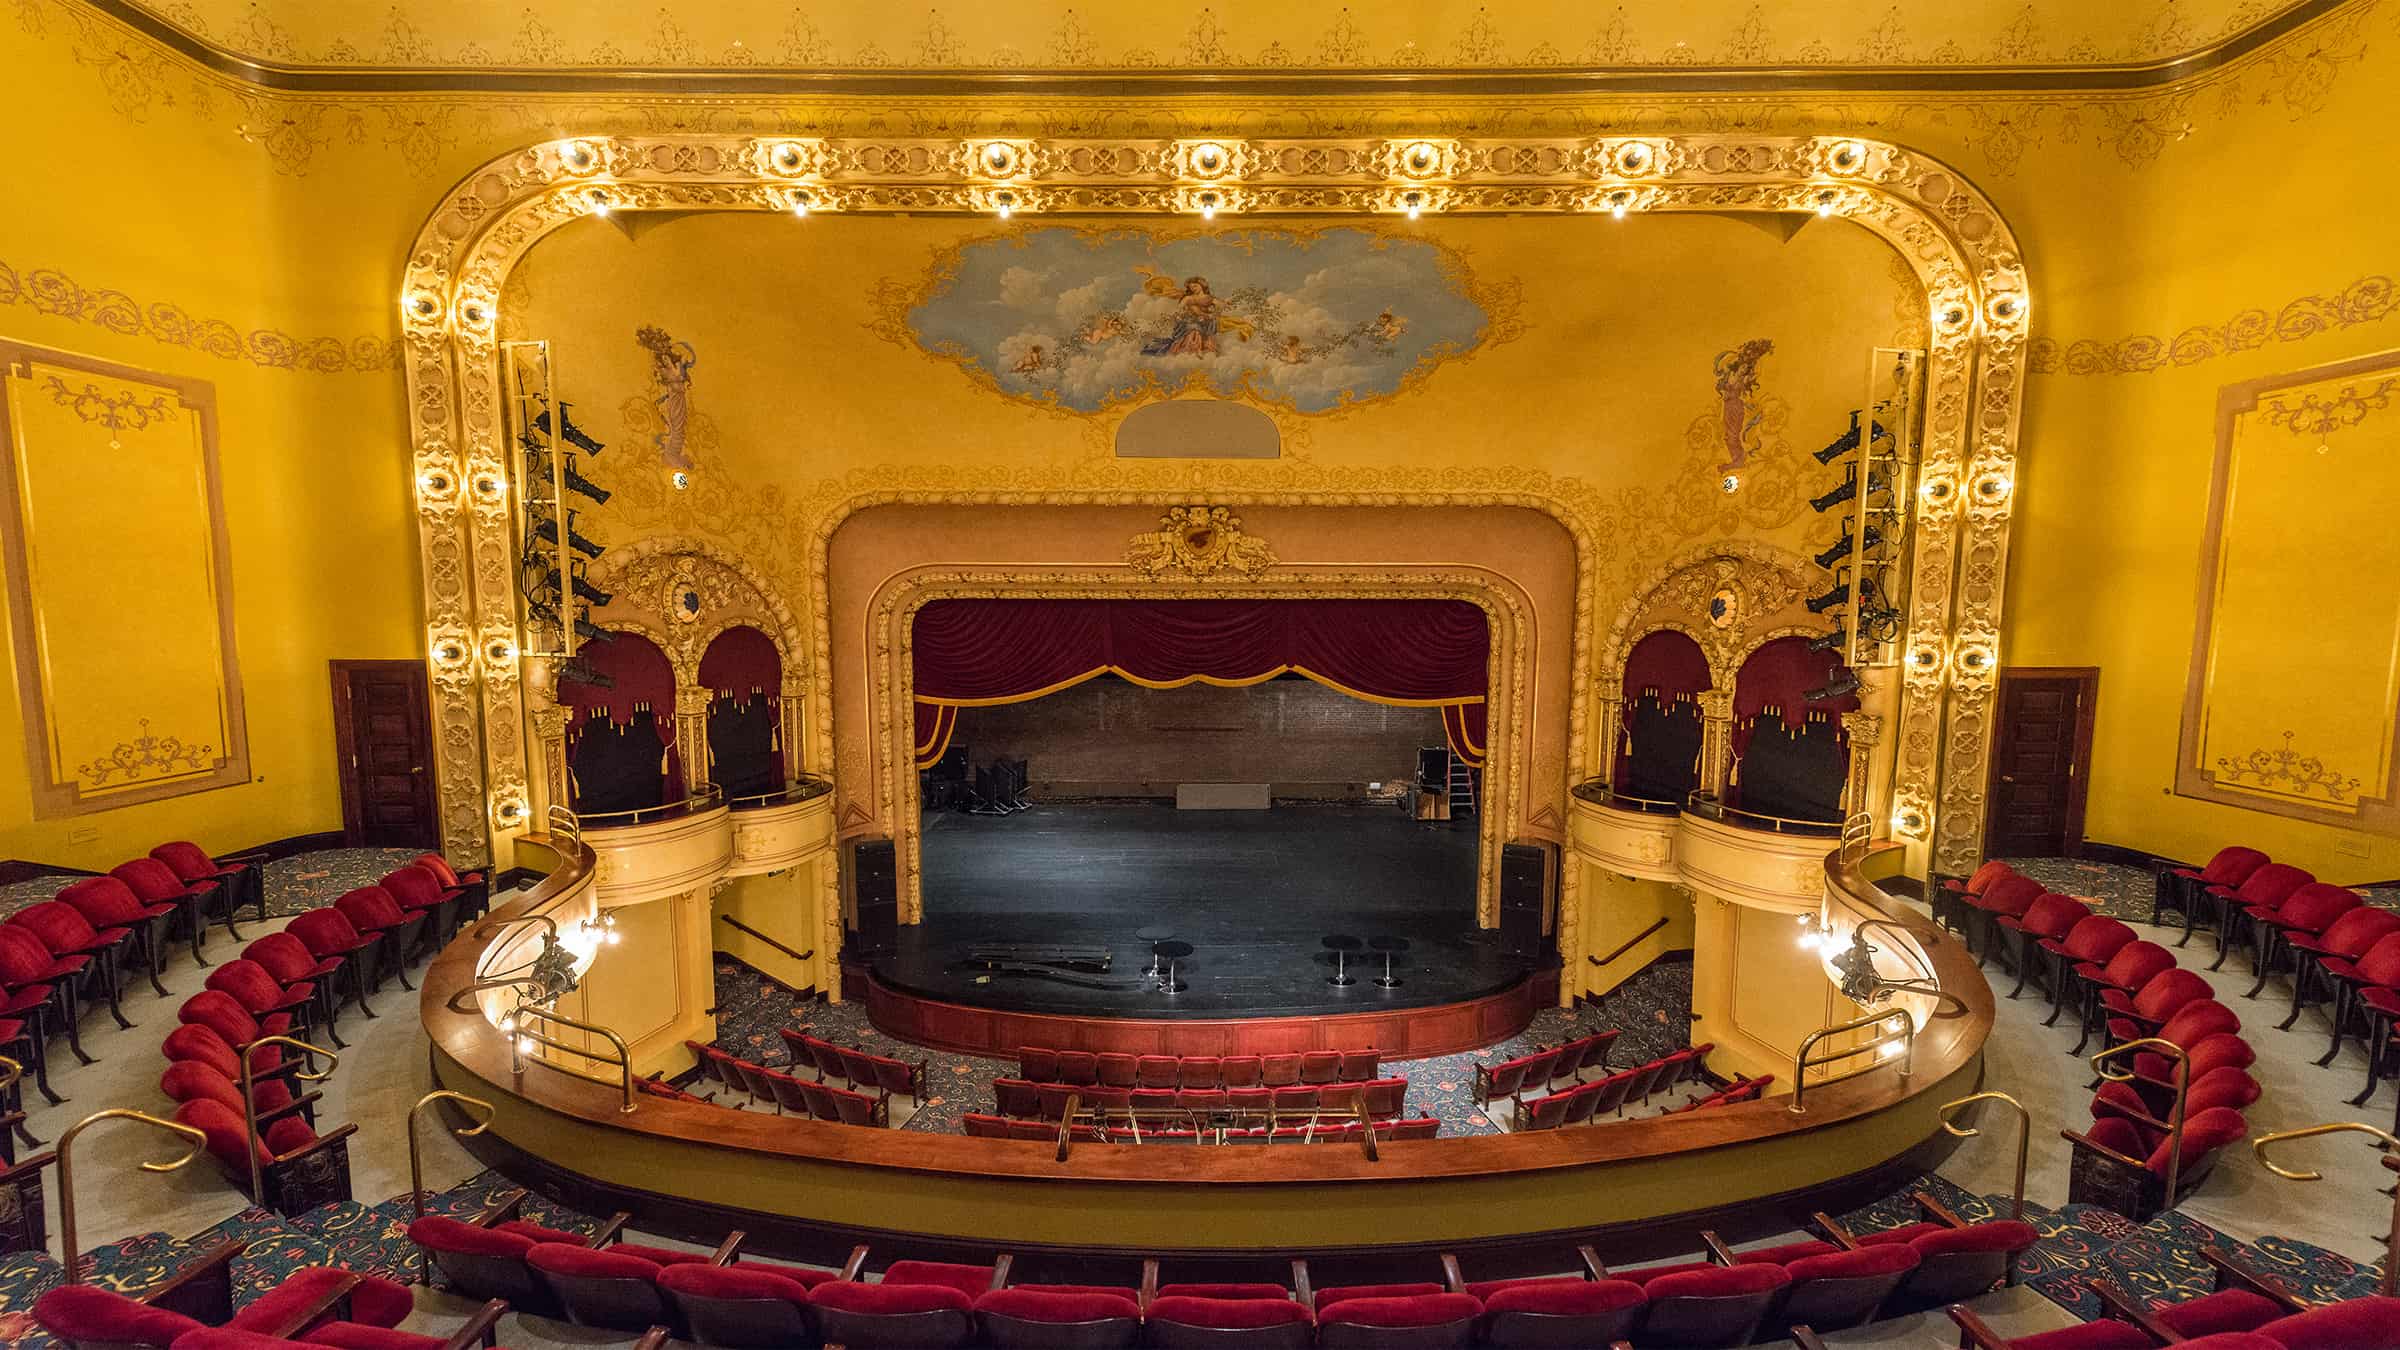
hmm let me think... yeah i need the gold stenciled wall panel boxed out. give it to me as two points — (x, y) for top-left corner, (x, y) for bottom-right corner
(2176, 350), (2400, 833)
(0, 342), (249, 816)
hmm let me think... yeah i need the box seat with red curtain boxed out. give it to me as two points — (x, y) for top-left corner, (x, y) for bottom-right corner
(282, 910), (381, 1017)
(2154, 845), (2269, 934)
(242, 932), (353, 1046)
(32, 1239), (427, 1350)
(2066, 941), (2176, 1056)
(10, 899), (137, 1031)
(2037, 917), (2137, 1025)
(79, 868), (193, 993)
(375, 866), (460, 959)
(207, 959), (320, 1045)
(2201, 863), (2314, 970)
(149, 839), (268, 933)
(2238, 882), (2360, 998)
(1965, 874), (2046, 967)
(2280, 906), (2400, 1034)
(1991, 893), (2092, 1000)
(1937, 859), (2016, 935)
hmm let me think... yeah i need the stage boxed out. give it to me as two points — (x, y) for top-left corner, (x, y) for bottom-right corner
(865, 803), (1546, 1053)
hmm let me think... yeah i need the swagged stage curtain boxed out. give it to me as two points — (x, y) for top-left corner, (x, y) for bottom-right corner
(911, 599), (1490, 770)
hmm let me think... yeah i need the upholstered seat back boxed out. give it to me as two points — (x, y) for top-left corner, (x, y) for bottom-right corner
(2061, 916), (2138, 963)
(2097, 942), (2175, 992)
(179, 991), (263, 1048)
(2272, 884), (2361, 933)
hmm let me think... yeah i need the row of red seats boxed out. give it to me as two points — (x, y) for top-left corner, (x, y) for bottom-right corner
(1950, 1246), (2399, 1350)
(990, 1076), (1411, 1123)
(1508, 1045), (1708, 1130)
(780, 1027), (929, 1097)
(684, 1041), (891, 1126)
(1017, 1045), (1383, 1090)
(1946, 859), (2261, 1221)
(1468, 1029), (1621, 1106)
(33, 1239), (502, 1350)
(1664, 1073), (1772, 1114)
(963, 1112), (1444, 1144)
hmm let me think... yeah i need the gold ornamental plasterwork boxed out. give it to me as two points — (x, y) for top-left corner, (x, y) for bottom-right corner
(2259, 377), (2398, 437)
(1123, 506), (1278, 578)
(400, 131), (2025, 881)
(1598, 542), (1823, 690)
(2214, 731), (2365, 804)
(74, 717), (216, 787)
(868, 569), (1531, 965)
(2029, 274), (2397, 376)
(16, 0), (2392, 181)
(0, 258), (399, 375)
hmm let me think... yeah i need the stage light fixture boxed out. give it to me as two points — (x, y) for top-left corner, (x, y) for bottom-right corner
(1812, 525), (1884, 569)
(1809, 468), (1890, 513)
(1810, 410), (1890, 465)
(1806, 666), (1861, 703)
(1835, 921), (1968, 1017)
(1805, 583), (1850, 614)
(1807, 628), (1846, 653)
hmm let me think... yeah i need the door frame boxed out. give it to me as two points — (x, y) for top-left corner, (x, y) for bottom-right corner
(329, 658), (439, 849)
(1985, 666), (2100, 857)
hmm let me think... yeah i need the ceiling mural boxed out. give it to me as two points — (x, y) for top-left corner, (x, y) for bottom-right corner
(113, 0), (2318, 72)
(888, 227), (1511, 415)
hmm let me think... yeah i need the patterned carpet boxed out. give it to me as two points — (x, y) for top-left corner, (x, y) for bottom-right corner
(2000, 856), (2400, 925)
(0, 848), (423, 923)
(708, 951), (1696, 1137)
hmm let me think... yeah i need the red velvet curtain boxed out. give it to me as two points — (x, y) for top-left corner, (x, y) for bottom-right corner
(911, 599), (1489, 767)
(1618, 629), (1711, 787)
(701, 625), (784, 781)
(1729, 635), (1858, 757)
(558, 630), (683, 797)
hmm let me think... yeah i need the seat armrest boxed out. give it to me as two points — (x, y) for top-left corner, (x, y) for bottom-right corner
(708, 1230), (744, 1266)
(1912, 1190), (1969, 1228)
(839, 1244), (869, 1282)
(1438, 1253), (1464, 1293)
(1807, 1211), (1860, 1249)
(1577, 1244), (1609, 1280)
(438, 1299), (508, 1350)
(628, 1328), (669, 1350)
(469, 1188), (529, 1227)
(141, 1237), (246, 1325)
(247, 1270), (364, 1337)
(2085, 1279), (2183, 1344)
(589, 1211), (632, 1248)
(252, 1091), (325, 1130)
(1700, 1231), (1739, 1266)
(2061, 1127), (2145, 1169)
(1947, 1305), (2016, 1350)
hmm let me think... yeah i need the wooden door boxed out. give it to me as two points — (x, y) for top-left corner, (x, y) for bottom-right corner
(331, 659), (438, 848)
(1984, 667), (2098, 857)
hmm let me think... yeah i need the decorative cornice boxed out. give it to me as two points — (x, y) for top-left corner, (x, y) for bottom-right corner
(74, 0), (2358, 95)
(0, 258), (398, 375)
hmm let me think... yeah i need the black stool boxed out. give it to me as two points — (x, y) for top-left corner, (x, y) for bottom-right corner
(1323, 934), (1362, 988)
(1138, 925), (1174, 979)
(1367, 935), (1409, 989)
(1154, 940), (1192, 995)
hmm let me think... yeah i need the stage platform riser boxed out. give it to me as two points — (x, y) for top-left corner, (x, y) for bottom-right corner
(864, 970), (1557, 1059)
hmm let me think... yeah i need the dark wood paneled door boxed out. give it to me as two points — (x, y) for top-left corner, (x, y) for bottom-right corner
(1984, 667), (2099, 858)
(331, 659), (438, 848)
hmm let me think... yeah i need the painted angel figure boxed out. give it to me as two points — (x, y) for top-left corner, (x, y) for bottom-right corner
(634, 325), (698, 471)
(1134, 267), (1256, 357)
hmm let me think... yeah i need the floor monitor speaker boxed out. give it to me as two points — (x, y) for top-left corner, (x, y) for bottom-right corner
(853, 837), (897, 956)
(1499, 840), (1554, 960)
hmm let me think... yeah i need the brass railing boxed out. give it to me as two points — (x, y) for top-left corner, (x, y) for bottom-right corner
(1940, 1090), (2030, 1219)
(1589, 917), (1672, 968)
(727, 775), (833, 809)
(1686, 792), (1843, 837)
(2091, 1037), (2190, 1210)
(240, 1036), (338, 1201)
(545, 803), (582, 850)
(1053, 1101), (1384, 1160)
(576, 782), (725, 830)
(1569, 779), (1683, 814)
(2251, 1120), (2399, 1297)
(409, 1090), (497, 1226)
(57, 1109), (206, 1282)
(1789, 1009), (1915, 1114)
(505, 1003), (636, 1113)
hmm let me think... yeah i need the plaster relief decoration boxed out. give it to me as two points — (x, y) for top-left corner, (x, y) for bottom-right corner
(1123, 506), (1277, 578)
(621, 326), (715, 474)
(1712, 339), (1776, 472)
(2178, 350), (2400, 833)
(892, 228), (1509, 415)
(0, 341), (249, 816)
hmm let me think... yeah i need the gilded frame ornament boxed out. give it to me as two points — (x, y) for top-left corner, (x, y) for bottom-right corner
(398, 131), (2027, 889)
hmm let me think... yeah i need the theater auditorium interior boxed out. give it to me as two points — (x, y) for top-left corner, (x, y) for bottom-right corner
(1, 2), (2397, 1347)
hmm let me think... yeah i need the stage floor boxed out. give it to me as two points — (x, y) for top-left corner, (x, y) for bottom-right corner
(881, 803), (1531, 1018)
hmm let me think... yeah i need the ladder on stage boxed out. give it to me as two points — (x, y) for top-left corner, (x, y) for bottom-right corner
(1447, 756), (1478, 816)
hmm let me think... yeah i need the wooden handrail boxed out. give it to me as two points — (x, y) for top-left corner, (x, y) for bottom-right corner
(507, 1004), (637, 1113)
(717, 914), (815, 965)
(1588, 918), (1670, 968)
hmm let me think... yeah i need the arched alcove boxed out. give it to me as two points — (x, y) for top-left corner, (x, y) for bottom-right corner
(1728, 635), (1858, 825)
(560, 630), (680, 813)
(700, 624), (784, 797)
(1617, 629), (1711, 803)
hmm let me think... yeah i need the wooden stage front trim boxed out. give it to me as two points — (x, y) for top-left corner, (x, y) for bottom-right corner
(864, 969), (1560, 1059)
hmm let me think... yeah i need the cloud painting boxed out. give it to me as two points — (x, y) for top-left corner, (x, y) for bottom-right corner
(901, 228), (1498, 415)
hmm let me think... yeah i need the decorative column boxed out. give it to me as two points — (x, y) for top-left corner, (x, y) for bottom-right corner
(1841, 711), (1884, 820)
(780, 676), (807, 780)
(675, 684), (712, 796)
(1696, 690), (1737, 798)
(1589, 697), (1621, 787)
(529, 702), (572, 824)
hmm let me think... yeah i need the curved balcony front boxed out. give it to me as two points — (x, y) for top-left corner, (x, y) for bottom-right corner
(583, 785), (735, 907)
(1565, 783), (1682, 883)
(723, 777), (836, 878)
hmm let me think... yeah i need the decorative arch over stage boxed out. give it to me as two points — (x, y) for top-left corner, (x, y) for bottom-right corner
(908, 598), (1490, 770)
(400, 132), (2029, 982)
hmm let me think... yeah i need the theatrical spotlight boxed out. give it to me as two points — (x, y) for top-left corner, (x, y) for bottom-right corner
(1810, 410), (1890, 465)
(1809, 469), (1890, 513)
(1807, 628), (1847, 653)
(1805, 582), (1850, 614)
(533, 402), (608, 455)
(1806, 666), (1862, 703)
(570, 572), (613, 607)
(1813, 525), (1885, 569)
(531, 514), (606, 560)
(525, 450), (613, 506)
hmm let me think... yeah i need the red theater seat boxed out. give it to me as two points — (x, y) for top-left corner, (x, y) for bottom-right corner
(657, 1260), (831, 1347)
(1316, 1291), (1482, 1349)
(2203, 863), (2314, 970)
(1939, 860), (2015, 932)
(1143, 1294), (1313, 1349)
(526, 1242), (675, 1331)
(2069, 1106), (2250, 1220)
(282, 911), (378, 1019)
(2069, 941), (2176, 1055)
(974, 1285), (1141, 1349)
(807, 1280), (975, 1348)
(1993, 893), (2091, 998)
(80, 868), (191, 993)
(376, 866), (460, 956)
(150, 840), (266, 931)
(330, 888), (423, 993)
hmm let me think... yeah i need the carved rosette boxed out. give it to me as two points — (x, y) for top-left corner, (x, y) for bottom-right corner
(401, 133), (2025, 879)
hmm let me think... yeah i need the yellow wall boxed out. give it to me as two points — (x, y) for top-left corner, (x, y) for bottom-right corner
(713, 865), (829, 995)
(5, 0), (2398, 877)
(1572, 866), (1694, 1000)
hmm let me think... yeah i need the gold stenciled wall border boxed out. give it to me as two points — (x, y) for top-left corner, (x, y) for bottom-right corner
(868, 568), (1526, 974)
(397, 131), (2027, 890)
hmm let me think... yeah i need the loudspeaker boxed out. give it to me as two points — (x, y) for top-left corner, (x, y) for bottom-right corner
(1499, 840), (1555, 960)
(851, 837), (897, 956)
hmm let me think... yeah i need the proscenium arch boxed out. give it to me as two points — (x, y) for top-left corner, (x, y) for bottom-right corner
(400, 132), (2028, 899)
